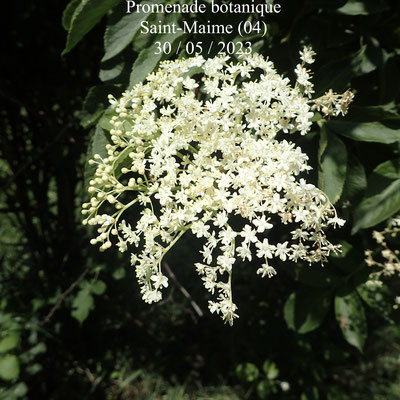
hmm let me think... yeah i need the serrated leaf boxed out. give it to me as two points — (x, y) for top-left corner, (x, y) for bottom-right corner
(80, 84), (121, 128)
(284, 288), (332, 334)
(62, 0), (82, 31)
(91, 280), (106, 295)
(129, 16), (185, 86)
(0, 354), (20, 381)
(352, 159), (400, 233)
(63, 0), (120, 55)
(102, 3), (150, 62)
(0, 335), (19, 353)
(129, 47), (160, 87)
(318, 127), (347, 204)
(99, 51), (133, 84)
(100, 59), (126, 82)
(335, 291), (367, 351)
(71, 287), (94, 324)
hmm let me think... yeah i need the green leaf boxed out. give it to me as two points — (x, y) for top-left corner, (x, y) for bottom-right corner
(91, 125), (110, 159)
(91, 280), (106, 295)
(112, 267), (126, 280)
(317, 126), (328, 164)
(30, 342), (46, 356)
(129, 46), (160, 87)
(352, 159), (400, 233)
(25, 363), (43, 375)
(330, 241), (364, 274)
(0, 335), (19, 353)
(327, 106), (400, 144)
(256, 380), (272, 400)
(263, 360), (279, 380)
(111, 146), (133, 180)
(99, 61), (125, 83)
(337, 0), (389, 15)
(84, 125), (111, 189)
(318, 127), (347, 204)
(102, 3), (150, 62)
(289, 12), (353, 62)
(284, 288), (332, 334)
(283, 263), (341, 288)
(235, 362), (259, 383)
(9, 382), (28, 398)
(328, 120), (400, 144)
(315, 44), (377, 95)
(62, 0), (82, 31)
(71, 287), (94, 324)
(335, 291), (367, 351)
(97, 109), (118, 131)
(63, 0), (120, 55)
(380, 57), (400, 105)
(80, 84), (121, 129)
(0, 355), (20, 381)
(357, 284), (393, 322)
(342, 155), (367, 203)
(99, 52), (133, 83)
(129, 15), (185, 86)
(373, 158), (400, 179)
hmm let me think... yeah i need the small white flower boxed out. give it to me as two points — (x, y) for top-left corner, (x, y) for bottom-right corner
(151, 273), (169, 289)
(299, 46), (316, 64)
(256, 239), (276, 259)
(275, 241), (289, 261)
(257, 264), (277, 278)
(252, 215), (273, 233)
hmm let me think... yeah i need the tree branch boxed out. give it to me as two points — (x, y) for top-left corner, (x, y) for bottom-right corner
(163, 262), (204, 318)
(41, 268), (89, 325)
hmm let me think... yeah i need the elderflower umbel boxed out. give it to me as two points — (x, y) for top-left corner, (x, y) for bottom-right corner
(82, 48), (351, 325)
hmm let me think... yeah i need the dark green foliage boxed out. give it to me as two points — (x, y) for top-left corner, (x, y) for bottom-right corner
(1, 0), (400, 399)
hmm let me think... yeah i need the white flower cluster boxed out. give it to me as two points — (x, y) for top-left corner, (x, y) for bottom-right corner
(82, 48), (348, 325)
(365, 215), (400, 306)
